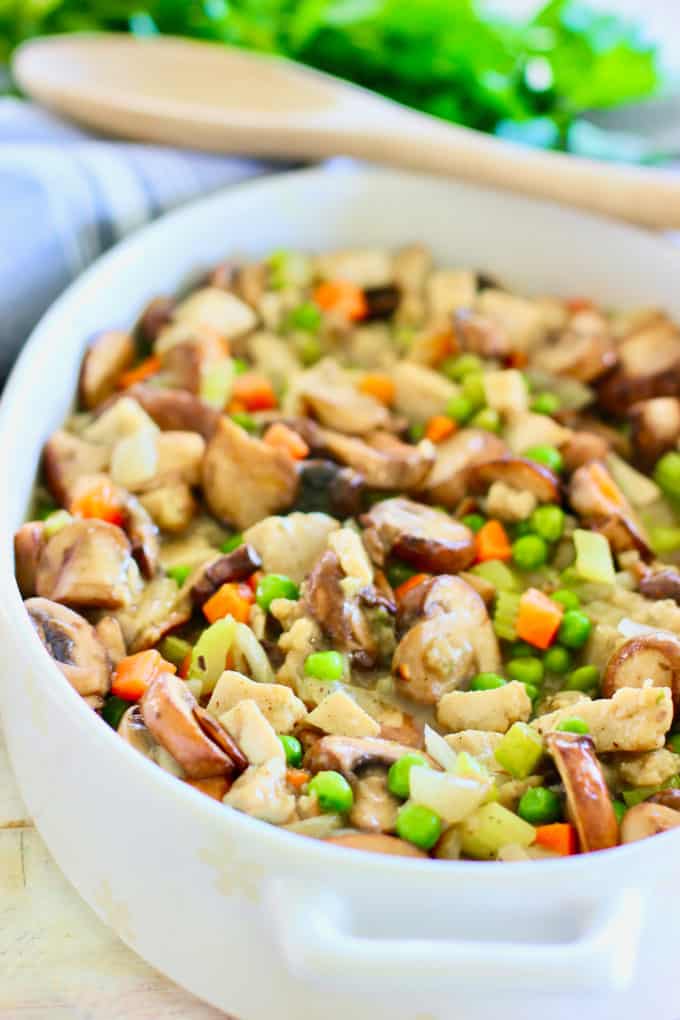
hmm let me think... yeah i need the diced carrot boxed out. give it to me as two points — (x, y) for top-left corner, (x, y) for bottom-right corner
(394, 573), (431, 602)
(179, 650), (192, 679)
(117, 355), (161, 389)
(475, 520), (511, 563)
(263, 423), (309, 460)
(111, 649), (176, 702)
(313, 280), (367, 322)
(358, 373), (395, 406)
(286, 768), (311, 791)
(516, 587), (564, 650)
(247, 570), (263, 594)
(507, 350), (528, 369)
(424, 415), (456, 444)
(203, 581), (254, 624)
(231, 373), (277, 411)
(565, 297), (593, 315)
(70, 479), (125, 528)
(534, 823), (577, 856)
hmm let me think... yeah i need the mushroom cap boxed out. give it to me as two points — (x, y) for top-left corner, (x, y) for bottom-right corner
(531, 315), (617, 383)
(14, 521), (46, 598)
(125, 384), (220, 439)
(597, 319), (680, 415)
(36, 518), (138, 610)
(620, 802), (680, 844)
(360, 497), (476, 574)
(304, 734), (434, 778)
(79, 330), (135, 410)
(422, 428), (508, 507)
(465, 457), (561, 504)
(545, 731), (618, 853)
(602, 634), (680, 710)
(325, 832), (427, 857)
(639, 569), (680, 606)
(25, 596), (110, 698)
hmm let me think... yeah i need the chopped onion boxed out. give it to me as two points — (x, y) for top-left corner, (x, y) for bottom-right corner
(110, 428), (158, 489)
(424, 724), (458, 772)
(232, 621), (275, 684)
(409, 766), (490, 825)
(617, 617), (676, 641)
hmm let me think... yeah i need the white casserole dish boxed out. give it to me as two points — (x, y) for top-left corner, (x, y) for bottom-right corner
(2, 166), (680, 1020)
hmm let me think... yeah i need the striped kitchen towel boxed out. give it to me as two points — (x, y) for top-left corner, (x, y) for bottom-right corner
(0, 97), (285, 381)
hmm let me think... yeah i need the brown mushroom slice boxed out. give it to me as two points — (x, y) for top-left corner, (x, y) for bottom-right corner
(325, 832), (427, 857)
(360, 498), (475, 573)
(43, 430), (110, 505)
(465, 457), (561, 505)
(304, 734), (433, 777)
(202, 416), (298, 530)
(297, 361), (391, 435)
(185, 776), (232, 801)
(568, 461), (649, 553)
(639, 569), (680, 605)
(545, 731), (618, 852)
(602, 634), (680, 709)
(629, 397), (680, 471)
(35, 519), (139, 610)
(123, 384), (220, 439)
(161, 330), (227, 394)
(453, 308), (510, 359)
(79, 330), (135, 410)
(531, 312), (617, 383)
(193, 704), (249, 771)
(139, 483), (196, 534)
(421, 428), (508, 507)
(121, 493), (160, 578)
(318, 429), (434, 491)
(25, 596), (110, 698)
(95, 615), (127, 666)
(137, 295), (175, 344)
(620, 802), (680, 843)
(597, 318), (680, 414)
(349, 768), (400, 833)
(561, 431), (610, 473)
(191, 544), (262, 605)
(14, 521), (46, 597)
(648, 788), (680, 811)
(140, 673), (241, 780)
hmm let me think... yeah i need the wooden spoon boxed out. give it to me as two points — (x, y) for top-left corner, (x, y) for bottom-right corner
(12, 33), (680, 229)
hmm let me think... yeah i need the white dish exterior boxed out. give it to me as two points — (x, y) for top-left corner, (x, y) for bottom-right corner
(1, 166), (680, 1020)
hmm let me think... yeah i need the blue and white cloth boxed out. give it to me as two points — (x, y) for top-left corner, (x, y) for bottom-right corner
(0, 97), (285, 380)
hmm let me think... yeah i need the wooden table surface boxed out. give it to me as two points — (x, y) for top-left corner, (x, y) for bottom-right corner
(0, 721), (226, 1020)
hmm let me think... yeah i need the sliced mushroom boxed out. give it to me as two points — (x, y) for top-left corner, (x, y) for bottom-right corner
(139, 483), (196, 534)
(35, 519), (139, 610)
(202, 416), (298, 530)
(531, 312), (617, 383)
(568, 460), (649, 554)
(43, 430), (110, 505)
(647, 788), (680, 811)
(318, 429), (435, 491)
(193, 704), (249, 770)
(421, 428), (508, 507)
(296, 360), (391, 435)
(363, 284), (401, 320)
(597, 317), (680, 415)
(115, 575), (192, 652)
(79, 330), (135, 410)
(294, 460), (364, 519)
(190, 544), (262, 605)
(141, 673), (244, 780)
(545, 731), (618, 852)
(304, 734), (433, 777)
(465, 456), (561, 505)
(393, 576), (501, 704)
(561, 431), (610, 473)
(244, 512), (338, 585)
(639, 569), (680, 605)
(161, 331), (227, 394)
(360, 498), (476, 573)
(453, 308), (510, 359)
(602, 633), (680, 709)
(14, 521), (46, 597)
(121, 493), (160, 578)
(325, 832), (427, 857)
(95, 615), (127, 666)
(25, 596), (110, 698)
(629, 397), (680, 471)
(137, 295), (175, 344)
(124, 384), (220, 439)
(620, 802), (680, 843)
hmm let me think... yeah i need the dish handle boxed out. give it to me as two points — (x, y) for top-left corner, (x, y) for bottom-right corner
(265, 876), (644, 993)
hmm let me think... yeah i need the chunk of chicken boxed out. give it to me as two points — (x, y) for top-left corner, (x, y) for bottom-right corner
(83, 396), (159, 447)
(314, 248), (393, 289)
(202, 417), (298, 529)
(420, 428), (507, 507)
(206, 670), (307, 733)
(318, 429), (435, 491)
(170, 286), (257, 342)
(485, 481), (536, 523)
(614, 748), (680, 788)
(139, 483), (196, 533)
(466, 457), (560, 505)
(306, 691), (381, 739)
(220, 700), (285, 766)
(477, 289), (548, 352)
(532, 687), (673, 753)
(292, 360), (390, 435)
(25, 597), (110, 698)
(223, 758), (296, 824)
(482, 370), (529, 416)
(426, 269), (477, 322)
(437, 682), (532, 734)
(243, 512), (339, 584)
(391, 362), (457, 422)
(43, 430), (110, 505)
(79, 330), (135, 410)
(36, 519), (140, 610)
(444, 729), (504, 773)
(361, 498), (476, 573)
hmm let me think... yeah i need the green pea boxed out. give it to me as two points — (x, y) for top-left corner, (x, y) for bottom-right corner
(517, 786), (562, 825)
(565, 664), (600, 692)
(507, 657), (544, 686)
(297, 333), (323, 366)
(558, 610), (592, 649)
(509, 641), (534, 659)
(654, 451), (680, 501)
(470, 672), (507, 691)
(387, 753), (428, 799)
(522, 682), (540, 702)
(667, 733), (680, 754)
(543, 645), (572, 675)
(461, 513), (485, 533)
(256, 573), (300, 612)
(287, 301), (322, 332)
(279, 735), (303, 768)
(441, 353), (483, 381)
(304, 651), (345, 681)
(470, 407), (501, 433)
(446, 394), (474, 424)
(556, 717), (589, 735)
(530, 392), (561, 416)
(101, 695), (130, 731)
(409, 423), (425, 442)
(308, 771), (354, 813)
(167, 564), (191, 587)
(513, 520), (534, 538)
(220, 533), (244, 554)
(231, 412), (257, 433)
(512, 534), (548, 570)
(612, 799), (627, 824)
(524, 444), (564, 474)
(386, 560), (417, 589)
(550, 589), (580, 611)
(232, 358), (249, 375)
(529, 505), (565, 543)
(461, 373), (486, 410)
(395, 802), (442, 850)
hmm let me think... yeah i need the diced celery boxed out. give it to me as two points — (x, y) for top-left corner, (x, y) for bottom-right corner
(159, 635), (193, 668)
(573, 529), (615, 584)
(472, 559), (519, 592)
(649, 527), (680, 555)
(460, 802), (536, 859)
(622, 774), (680, 808)
(493, 591), (521, 641)
(494, 722), (544, 779)
(200, 359), (234, 409)
(43, 509), (73, 538)
(188, 617), (237, 696)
